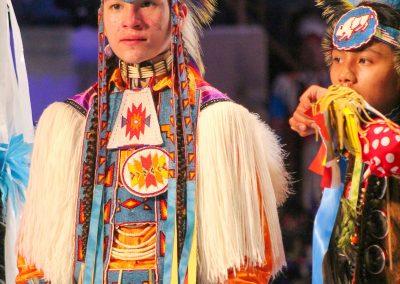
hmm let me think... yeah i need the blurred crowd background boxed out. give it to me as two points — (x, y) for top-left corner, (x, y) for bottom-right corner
(11, 0), (331, 282)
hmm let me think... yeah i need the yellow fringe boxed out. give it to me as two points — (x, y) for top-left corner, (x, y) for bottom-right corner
(187, 220), (197, 284)
(171, 221), (178, 284)
(311, 85), (400, 157)
(311, 85), (400, 212)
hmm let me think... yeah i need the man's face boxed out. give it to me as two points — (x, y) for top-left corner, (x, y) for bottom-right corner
(103, 0), (171, 64)
(330, 42), (400, 114)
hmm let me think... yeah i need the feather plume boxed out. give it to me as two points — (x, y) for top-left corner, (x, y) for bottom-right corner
(315, 0), (354, 26)
(184, 0), (217, 26)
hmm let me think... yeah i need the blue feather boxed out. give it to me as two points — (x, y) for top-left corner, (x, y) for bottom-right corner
(0, 134), (32, 217)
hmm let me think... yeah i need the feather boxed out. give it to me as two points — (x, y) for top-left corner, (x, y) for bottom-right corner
(315, 0), (354, 26)
(184, 0), (217, 26)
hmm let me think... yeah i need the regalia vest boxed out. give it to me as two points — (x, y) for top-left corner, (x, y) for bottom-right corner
(65, 67), (229, 283)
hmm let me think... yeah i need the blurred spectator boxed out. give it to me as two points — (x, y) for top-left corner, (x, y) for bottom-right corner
(269, 8), (329, 284)
(269, 8), (329, 211)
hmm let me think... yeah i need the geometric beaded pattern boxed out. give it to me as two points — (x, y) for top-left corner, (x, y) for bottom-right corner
(73, 85), (198, 283)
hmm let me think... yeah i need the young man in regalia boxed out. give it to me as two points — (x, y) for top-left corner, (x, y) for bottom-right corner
(16, 0), (290, 283)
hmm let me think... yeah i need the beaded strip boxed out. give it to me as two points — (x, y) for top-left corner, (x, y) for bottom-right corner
(200, 98), (230, 111)
(64, 99), (88, 117)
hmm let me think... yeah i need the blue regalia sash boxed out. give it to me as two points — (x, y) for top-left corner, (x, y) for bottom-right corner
(312, 151), (349, 283)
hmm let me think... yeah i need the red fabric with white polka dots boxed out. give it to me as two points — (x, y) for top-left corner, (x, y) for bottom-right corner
(359, 119), (400, 177)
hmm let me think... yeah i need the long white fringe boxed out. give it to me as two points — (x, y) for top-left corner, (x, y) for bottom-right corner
(196, 102), (289, 283)
(17, 103), (85, 284)
(251, 111), (289, 276)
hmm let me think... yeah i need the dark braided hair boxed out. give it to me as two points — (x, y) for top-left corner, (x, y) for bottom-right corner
(176, 106), (187, 260)
(81, 53), (117, 259)
(81, 95), (98, 258)
(176, 38), (191, 261)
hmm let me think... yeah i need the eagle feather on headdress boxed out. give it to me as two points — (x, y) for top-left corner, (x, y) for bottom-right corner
(184, 0), (217, 26)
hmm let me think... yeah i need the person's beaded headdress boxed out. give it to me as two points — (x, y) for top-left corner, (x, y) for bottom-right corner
(316, 0), (400, 72)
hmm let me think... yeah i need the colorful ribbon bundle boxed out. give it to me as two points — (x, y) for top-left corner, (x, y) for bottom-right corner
(310, 85), (400, 283)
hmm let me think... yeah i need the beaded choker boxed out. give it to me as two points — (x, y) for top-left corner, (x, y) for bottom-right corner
(119, 52), (172, 80)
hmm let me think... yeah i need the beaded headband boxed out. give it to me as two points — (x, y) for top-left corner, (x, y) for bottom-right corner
(333, 5), (400, 49)
(316, 0), (400, 72)
(317, 0), (400, 49)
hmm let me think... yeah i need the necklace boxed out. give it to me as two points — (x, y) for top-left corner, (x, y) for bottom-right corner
(119, 51), (172, 88)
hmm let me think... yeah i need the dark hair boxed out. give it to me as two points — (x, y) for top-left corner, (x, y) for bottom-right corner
(362, 2), (400, 74)
(81, 96), (98, 258)
(81, 53), (117, 259)
(360, 1), (400, 28)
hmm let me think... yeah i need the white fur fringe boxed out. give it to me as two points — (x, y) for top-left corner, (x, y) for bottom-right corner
(196, 101), (289, 283)
(18, 103), (85, 284)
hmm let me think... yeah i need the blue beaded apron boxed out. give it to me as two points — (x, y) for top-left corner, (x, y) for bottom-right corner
(73, 83), (199, 283)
